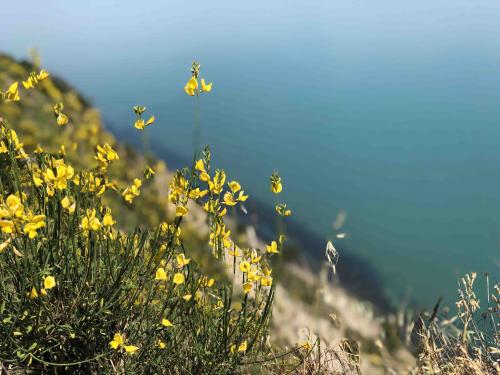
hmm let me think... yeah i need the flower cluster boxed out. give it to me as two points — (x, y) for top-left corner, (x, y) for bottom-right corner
(0, 194), (46, 239)
(27, 275), (56, 300)
(184, 61), (212, 97)
(0, 128), (26, 158)
(95, 143), (119, 170)
(22, 69), (49, 89)
(271, 172), (292, 217)
(80, 171), (113, 196)
(109, 333), (139, 355)
(42, 160), (75, 195)
(133, 105), (155, 130)
(0, 61), (277, 373)
(122, 178), (142, 203)
(275, 202), (292, 217)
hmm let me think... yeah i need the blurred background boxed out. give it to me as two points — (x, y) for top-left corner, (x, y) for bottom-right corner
(2, 0), (500, 307)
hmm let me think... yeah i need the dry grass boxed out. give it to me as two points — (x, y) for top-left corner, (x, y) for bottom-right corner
(411, 273), (499, 374)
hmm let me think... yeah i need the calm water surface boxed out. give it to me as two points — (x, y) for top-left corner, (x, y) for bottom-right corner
(3, 0), (500, 306)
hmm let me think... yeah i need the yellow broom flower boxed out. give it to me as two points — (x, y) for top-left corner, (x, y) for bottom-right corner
(201, 78), (212, 92)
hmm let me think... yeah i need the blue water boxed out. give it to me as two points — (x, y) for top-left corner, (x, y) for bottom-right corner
(3, 0), (500, 306)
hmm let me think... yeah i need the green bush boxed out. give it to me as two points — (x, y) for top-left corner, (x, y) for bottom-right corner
(0, 66), (283, 373)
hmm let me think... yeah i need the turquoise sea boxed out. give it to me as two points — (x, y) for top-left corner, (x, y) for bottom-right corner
(3, 0), (500, 307)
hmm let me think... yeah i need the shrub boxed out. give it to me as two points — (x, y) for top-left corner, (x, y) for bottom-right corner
(0, 68), (284, 373)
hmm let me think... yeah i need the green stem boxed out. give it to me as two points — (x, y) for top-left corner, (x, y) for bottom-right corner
(143, 128), (150, 161)
(193, 96), (201, 155)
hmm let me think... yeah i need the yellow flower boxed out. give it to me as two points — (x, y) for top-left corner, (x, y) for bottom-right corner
(176, 253), (191, 268)
(28, 287), (38, 299)
(109, 333), (125, 349)
(22, 70), (49, 89)
(6, 194), (24, 217)
(0, 220), (15, 234)
(162, 318), (174, 327)
(243, 282), (252, 294)
(22, 79), (34, 89)
(53, 103), (69, 126)
(145, 115), (156, 126)
(302, 340), (312, 351)
(37, 69), (49, 81)
(155, 267), (168, 281)
(109, 333), (138, 354)
(247, 270), (260, 283)
(250, 249), (261, 263)
(124, 345), (139, 354)
(209, 170), (226, 194)
(173, 273), (185, 285)
(228, 246), (241, 257)
(228, 181), (241, 193)
(195, 159), (210, 182)
(266, 241), (279, 254)
(44, 163), (75, 192)
(201, 78), (212, 93)
(134, 116), (155, 130)
(81, 209), (101, 231)
(134, 119), (145, 130)
(33, 174), (43, 186)
(103, 213), (115, 227)
(223, 191), (237, 206)
(239, 261), (251, 273)
(95, 143), (119, 168)
(61, 196), (76, 213)
(43, 276), (56, 290)
(122, 178), (142, 203)
(195, 159), (206, 173)
(237, 191), (248, 202)
(199, 171), (210, 182)
(188, 188), (208, 199)
(238, 341), (248, 352)
(6, 129), (23, 151)
(57, 113), (69, 126)
(169, 173), (189, 204)
(104, 145), (118, 161)
(261, 275), (273, 287)
(272, 181), (282, 193)
(23, 214), (46, 238)
(201, 276), (215, 287)
(184, 76), (198, 96)
(3, 81), (20, 101)
(182, 294), (192, 301)
(175, 205), (188, 217)
(57, 165), (74, 189)
(158, 340), (166, 349)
